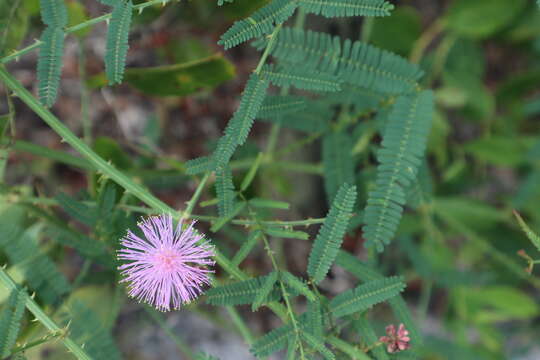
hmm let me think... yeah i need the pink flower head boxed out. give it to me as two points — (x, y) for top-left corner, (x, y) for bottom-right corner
(379, 323), (411, 353)
(118, 215), (215, 311)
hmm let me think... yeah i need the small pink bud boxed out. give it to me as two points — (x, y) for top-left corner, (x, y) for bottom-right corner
(379, 323), (411, 353)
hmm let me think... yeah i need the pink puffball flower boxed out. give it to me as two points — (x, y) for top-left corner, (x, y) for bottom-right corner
(379, 323), (411, 353)
(118, 215), (215, 311)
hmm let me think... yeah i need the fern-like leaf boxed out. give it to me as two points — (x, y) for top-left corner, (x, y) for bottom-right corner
(215, 166), (236, 218)
(330, 277), (405, 318)
(306, 299), (323, 340)
(39, 0), (68, 27)
(251, 321), (294, 358)
(281, 271), (316, 302)
(252, 271), (278, 311)
(298, 0), (393, 18)
(186, 156), (215, 175)
(363, 90), (434, 252)
(354, 316), (389, 360)
(37, 27), (65, 107)
(206, 275), (280, 306)
(260, 64), (342, 92)
(232, 230), (262, 266)
(0, 289), (26, 357)
(323, 131), (355, 203)
(218, 0), (297, 49)
(257, 95), (306, 119)
(307, 183), (357, 284)
(259, 28), (423, 94)
(335, 250), (421, 345)
(213, 73), (269, 168)
(302, 332), (335, 360)
(105, 0), (133, 84)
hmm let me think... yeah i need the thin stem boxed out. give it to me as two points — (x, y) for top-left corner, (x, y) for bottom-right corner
(181, 172), (210, 221)
(0, 0), (177, 64)
(0, 66), (289, 321)
(78, 41), (91, 145)
(361, 17), (375, 43)
(409, 19), (445, 64)
(225, 306), (255, 345)
(0, 268), (93, 360)
(254, 24), (282, 74)
(144, 307), (196, 360)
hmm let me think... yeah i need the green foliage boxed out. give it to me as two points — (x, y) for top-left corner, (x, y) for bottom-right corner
(308, 183), (357, 284)
(218, 0), (297, 49)
(0, 206), (71, 304)
(260, 64), (342, 92)
(257, 95), (306, 119)
(323, 131), (355, 202)
(105, 0), (133, 84)
(258, 99), (331, 132)
(195, 352), (219, 360)
(186, 156), (215, 175)
(329, 277), (405, 317)
(212, 73), (269, 168)
(124, 54), (236, 96)
(335, 250), (422, 344)
(354, 316), (389, 360)
(261, 27), (423, 94)
(280, 271), (316, 301)
(445, 0), (527, 39)
(60, 300), (121, 359)
(206, 275), (281, 306)
(363, 90), (434, 252)
(39, 0), (68, 27)
(305, 299), (323, 340)
(251, 271), (278, 311)
(513, 211), (540, 252)
(0, 288), (26, 357)
(215, 166), (236, 218)
(298, 0), (394, 18)
(301, 331), (335, 360)
(231, 230), (262, 266)
(37, 26), (65, 107)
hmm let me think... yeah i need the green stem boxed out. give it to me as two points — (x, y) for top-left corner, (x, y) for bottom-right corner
(181, 172), (210, 221)
(254, 24), (282, 74)
(226, 306), (255, 345)
(0, 268), (93, 360)
(409, 19), (445, 63)
(0, 65), (289, 321)
(78, 41), (91, 145)
(144, 307), (196, 360)
(361, 17), (375, 43)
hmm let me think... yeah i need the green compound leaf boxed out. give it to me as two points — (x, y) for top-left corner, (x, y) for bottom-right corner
(39, 0), (68, 27)
(305, 299), (323, 340)
(232, 230), (262, 266)
(363, 90), (434, 252)
(37, 26), (65, 107)
(215, 166), (236, 218)
(206, 275), (281, 306)
(301, 331), (335, 360)
(298, 0), (394, 18)
(105, 0), (133, 84)
(0, 289), (26, 357)
(323, 131), (355, 203)
(251, 271), (278, 311)
(218, 0), (297, 49)
(260, 64), (342, 92)
(258, 27), (423, 94)
(258, 98), (331, 132)
(251, 321), (295, 358)
(336, 250), (421, 345)
(186, 156), (215, 175)
(280, 271), (316, 302)
(213, 73), (269, 169)
(307, 183), (357, 284)
(257, 95), (306, 119)
(329, 277), (405, 318)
